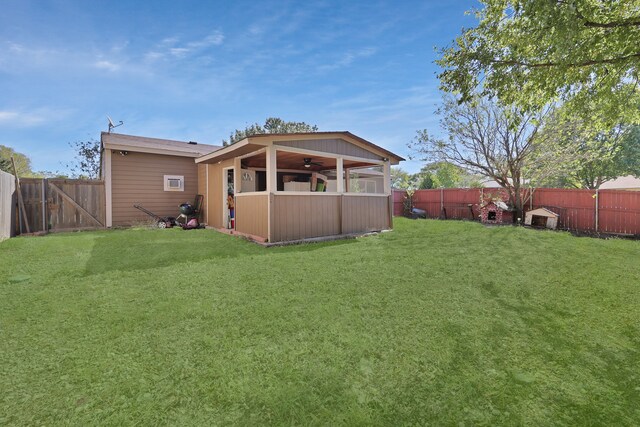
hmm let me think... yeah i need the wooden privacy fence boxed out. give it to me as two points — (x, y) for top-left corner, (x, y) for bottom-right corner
(0, 170), (16, 239)
(393, 188), (640, 236)
(15, 178), (105, 234)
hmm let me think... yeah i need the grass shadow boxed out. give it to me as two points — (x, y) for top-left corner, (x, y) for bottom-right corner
(83, 228), (264, 276)
(83, 227), (360, 276)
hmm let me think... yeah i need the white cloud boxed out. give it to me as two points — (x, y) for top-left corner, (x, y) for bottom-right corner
(161, 37), (179, 46)
(0, 41), (61, 69)
(0, 111), (19, 121)
(319, 47), (377, 71)
(146, 31), (225, 61)
(190, 32), (224, 48)
(0, 108), (72, 128)
(110, 41), (130, 53)
(8, 42), (25, 53)
(94, 60), (121, 72)
(169, 47), (190, 58)
(144, 51), (164, 61)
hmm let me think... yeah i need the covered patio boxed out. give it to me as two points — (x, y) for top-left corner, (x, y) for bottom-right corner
(195, 132), (403, 243)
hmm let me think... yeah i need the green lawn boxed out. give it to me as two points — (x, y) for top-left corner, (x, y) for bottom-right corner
(1, 219), (639, 426)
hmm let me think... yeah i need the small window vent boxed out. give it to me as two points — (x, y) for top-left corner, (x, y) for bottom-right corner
(164, 175), (184, 192)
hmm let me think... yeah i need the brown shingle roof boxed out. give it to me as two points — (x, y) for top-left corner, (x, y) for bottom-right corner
(101, 132), (221, 157)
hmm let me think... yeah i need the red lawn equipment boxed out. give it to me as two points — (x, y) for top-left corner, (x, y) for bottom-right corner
(176, 194), (203, 230)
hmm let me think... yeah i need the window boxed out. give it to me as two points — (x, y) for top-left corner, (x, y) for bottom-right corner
(365, 180), (377, 193)
(164, 175), (184, 191)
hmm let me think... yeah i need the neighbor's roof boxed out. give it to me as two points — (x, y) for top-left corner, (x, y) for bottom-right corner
(196, 131), (405, 164)
(600, 175), (640, 190)
(101, 132), (221, 158)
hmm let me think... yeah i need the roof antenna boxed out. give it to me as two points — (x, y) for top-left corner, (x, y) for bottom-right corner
(107, 115), (124, 133)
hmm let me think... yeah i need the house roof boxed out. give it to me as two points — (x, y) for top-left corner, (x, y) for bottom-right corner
(195, 131), (405, 164)
(600, 175), (640, 190)
(101, 132), (221, 158)
(261, 131), (405, 162)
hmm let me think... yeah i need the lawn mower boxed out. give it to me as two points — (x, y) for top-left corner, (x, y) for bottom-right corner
(133, 204), (177, 228)
(133, 195), (204, 230)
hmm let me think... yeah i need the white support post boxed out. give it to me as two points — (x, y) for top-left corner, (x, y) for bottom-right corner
(233, 157), (241, 194)
(336, 157), (344, 193)
(104, 149), (112, 227)
(205, 164), (209, 225)
(383, 161), (391, 195)
(266, 144), (277, 243)
(266, 145), (277, 194)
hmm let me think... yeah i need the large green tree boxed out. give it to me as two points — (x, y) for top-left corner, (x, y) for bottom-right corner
(438, 0), (640, 125)
(223, 117), (319, 146)
(0, 145), (34, 177)
(415, 162), (484, 189)
(0, 157), (10, 174)
(391, 167), (413, 189)
(541, 123), (640, 188)
(576, 127), (640, 188)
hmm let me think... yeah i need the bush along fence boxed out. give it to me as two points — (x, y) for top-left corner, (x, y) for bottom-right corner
(9, 178), (105, 235)
(393, 188), (640, 236)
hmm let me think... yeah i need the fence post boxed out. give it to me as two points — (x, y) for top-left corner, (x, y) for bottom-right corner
(41, 179), (47, 233)
(595, 189), (599, 232)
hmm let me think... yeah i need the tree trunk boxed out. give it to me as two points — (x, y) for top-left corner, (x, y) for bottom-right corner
(511, 184), (524, 223)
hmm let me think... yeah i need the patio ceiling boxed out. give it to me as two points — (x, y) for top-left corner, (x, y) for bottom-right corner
(242, 151), (379, 172)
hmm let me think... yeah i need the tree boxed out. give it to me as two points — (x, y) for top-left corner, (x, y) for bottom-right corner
(391, 167), (413, 189)
(409, 96), (576, 219)
(0, 145), (34, 177)
(67, 139), (101, 179)
(0, 157), (10, 173)
(34, 170), (70, 179)
(223, 117), (319, 146)
(413, 162), (485, 189)
(576, 128), (640, 188)
(542, 123), (640, 188)
(437, 0), (640, 125)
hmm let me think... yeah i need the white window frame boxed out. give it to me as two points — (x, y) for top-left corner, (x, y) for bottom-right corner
(164, 175), (184, 192)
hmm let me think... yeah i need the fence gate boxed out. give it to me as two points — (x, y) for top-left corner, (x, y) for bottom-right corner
(18, 178), (105, 234)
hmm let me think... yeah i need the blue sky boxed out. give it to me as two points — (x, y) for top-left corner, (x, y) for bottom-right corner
(0, 0), (477, 174)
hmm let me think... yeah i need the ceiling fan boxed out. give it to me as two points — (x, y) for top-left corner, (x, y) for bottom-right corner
(303, 158), (323, 168)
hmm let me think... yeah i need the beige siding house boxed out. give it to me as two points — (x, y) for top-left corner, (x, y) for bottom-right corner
(195, 132), (404, 243)
(100, 132), (219, 226)
(101, 131), (403, 242)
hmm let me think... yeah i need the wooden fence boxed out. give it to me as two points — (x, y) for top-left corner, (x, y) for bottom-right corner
(0, 170), (16, 239)
(393, 188), (640, 236)
(15, 178), (105, 234)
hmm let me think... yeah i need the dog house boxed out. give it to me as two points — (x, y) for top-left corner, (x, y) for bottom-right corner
(480, 201), (509, 224)
(524, 207), (559, 229)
